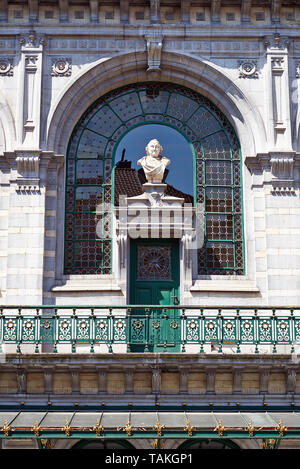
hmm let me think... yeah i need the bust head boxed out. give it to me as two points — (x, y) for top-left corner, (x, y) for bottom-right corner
(145, 139), (163, 158)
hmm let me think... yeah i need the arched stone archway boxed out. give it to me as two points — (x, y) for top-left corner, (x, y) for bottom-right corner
(46, 51), (266, 160)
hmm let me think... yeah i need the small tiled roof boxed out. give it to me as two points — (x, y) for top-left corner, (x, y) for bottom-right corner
(114, 168), (143, 206)
(114, 167), (194, 205)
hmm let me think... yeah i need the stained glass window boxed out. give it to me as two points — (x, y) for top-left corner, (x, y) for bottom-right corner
(65, 83), (244, 275)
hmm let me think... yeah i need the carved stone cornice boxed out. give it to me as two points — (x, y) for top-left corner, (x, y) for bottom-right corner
(19, 30), (45, 51)
(245, 152), (299, 192)
(264, 33), (290, 52)
(3, 151), (64, 191)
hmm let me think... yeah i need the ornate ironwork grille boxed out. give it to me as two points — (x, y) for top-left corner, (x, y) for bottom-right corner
(65, 83), (244, 275)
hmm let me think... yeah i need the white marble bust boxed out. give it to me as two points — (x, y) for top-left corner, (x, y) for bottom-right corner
(137, 139), (170, 183)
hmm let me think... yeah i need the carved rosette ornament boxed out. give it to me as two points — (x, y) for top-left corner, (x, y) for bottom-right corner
(51, 58), (72, 77)
(238, 60), (258, 79)
(0, 57), (13, 76)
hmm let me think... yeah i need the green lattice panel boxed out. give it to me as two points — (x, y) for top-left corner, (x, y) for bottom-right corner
(293, 318), (300, 343)
(222, 317), (238, 345)
(203, 317), (219, 344)
(239, 317), (255, 345)
(130, 317), (147, 345)
(2, 317), (19, 343)
(57, 317), (73, 343)
(112, 317), (127, 343)
(94, 318), (109, 343)
(186, 318), (201, 343)
(20, 317), (38, 343)
(275, 317), (292, 344)
(39, 318), (55, 344)
(75, 317), (92, 343)
(257, 317), (273, 344)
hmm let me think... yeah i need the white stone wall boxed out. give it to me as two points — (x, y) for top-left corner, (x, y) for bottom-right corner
(0, 2), (300, 307)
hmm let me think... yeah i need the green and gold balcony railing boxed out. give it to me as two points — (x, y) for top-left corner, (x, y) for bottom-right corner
(0, 306), (299, 353)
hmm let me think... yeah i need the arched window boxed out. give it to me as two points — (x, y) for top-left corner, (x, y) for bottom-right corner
(64, 83), (244, 276)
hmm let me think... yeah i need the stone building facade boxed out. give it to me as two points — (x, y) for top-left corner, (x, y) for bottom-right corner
(0, 0), (300, 450)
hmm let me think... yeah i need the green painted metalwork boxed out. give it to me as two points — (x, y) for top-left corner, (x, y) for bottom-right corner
(65, 82), (244, 276)
(0, 306), (299, 353)
(130, 239), (180, 352)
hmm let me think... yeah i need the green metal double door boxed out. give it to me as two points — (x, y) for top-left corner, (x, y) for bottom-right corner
(130, 239), (180, 352)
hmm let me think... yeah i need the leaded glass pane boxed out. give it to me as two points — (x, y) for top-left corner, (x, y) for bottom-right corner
(77, 129), (107, 158)
(75, 187), (102, 212)
(234, 215), (243, 241)
(74, 213), (98, 240)
(205, 160), (232, 186)
(205, 187), (232, 212)
(88, 105), (122, 136)
(139, 90), (169, 114)
(73, 241), (109, 271)
(206, 214), (234, 240)
(186, 107), (220, 137)
(166, 93), (199, 122)
(109, 92), (142, 121)
(206, 241), (235, 270)
(76, 160), (103, 185)
(202, 132), (231, 159)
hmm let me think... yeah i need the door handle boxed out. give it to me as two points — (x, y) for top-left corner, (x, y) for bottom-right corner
(171, 295), (179, 305)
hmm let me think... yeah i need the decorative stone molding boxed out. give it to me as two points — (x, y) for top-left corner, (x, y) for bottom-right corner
(264, 33), (290, 51)
(271, 56), (284, 72)
(51, 57), (72, 77)
(0, 57), (13, 76)
(2, 151), (61, 192)
(145, 34), (163, 75)
(270, 153), (295, 192)
(150, 0), (160, 23)
(270, 153), (294, 180)
(15, 151), (41, 191)
(238, 60), (258, 79)
(245, 152), (298, 193)
(19, 30), (45, 49)
(16, 153), (40, 174)
(147, 191), (165, 207)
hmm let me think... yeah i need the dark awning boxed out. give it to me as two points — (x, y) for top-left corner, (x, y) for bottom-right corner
(1, 412), (300, 439)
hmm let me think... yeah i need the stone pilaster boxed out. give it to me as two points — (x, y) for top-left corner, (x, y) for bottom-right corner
(152, 369), (161, 394)
(259, 369), (270, 394)
(206, 369), (216, 394)
(125, 368), (134, 394)
(44, 368), (53, 394)
(98, 368), (107, 394)
(179, 368), (189, 394)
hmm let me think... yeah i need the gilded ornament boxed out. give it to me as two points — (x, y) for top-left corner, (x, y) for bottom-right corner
(62, 419), (71, 437)
(152, 419), (165, 437)
(275, 420), (287, 437)
(92, 418), (104, 437)
(151, 439), (165, 449)
(184, 419), (196, 437)
(122, 419), (132, 436)
(245, 420), (255, 437)
(32, 420), (41, 437)
(214, 420), (225, 437)
(170, 321), (178, 329)
(2, 420), (11, 436)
